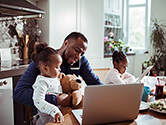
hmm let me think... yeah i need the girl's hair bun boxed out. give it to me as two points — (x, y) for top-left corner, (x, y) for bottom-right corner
(32, 42), (59, 66)
(35, 42), (48, 53)
(112, 50), (118, 58)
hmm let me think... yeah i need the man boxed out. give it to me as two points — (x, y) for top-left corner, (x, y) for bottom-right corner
(13, 32), (103, 111)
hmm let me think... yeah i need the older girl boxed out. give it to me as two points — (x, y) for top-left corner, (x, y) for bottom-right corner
(104, 50), (136, 84)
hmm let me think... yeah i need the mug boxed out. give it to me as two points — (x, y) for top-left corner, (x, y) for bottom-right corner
(155, 80), (165, 99)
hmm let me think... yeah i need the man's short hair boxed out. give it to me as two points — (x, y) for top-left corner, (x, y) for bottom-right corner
(64, 32), (88, 43)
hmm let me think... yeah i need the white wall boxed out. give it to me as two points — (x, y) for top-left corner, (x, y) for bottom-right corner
(49, 0), (77, 49)
(38, 0), (77, 49)
(80, 0), (104, 60)
(132, 54), (151, 77)
(151, 0), (166, 20)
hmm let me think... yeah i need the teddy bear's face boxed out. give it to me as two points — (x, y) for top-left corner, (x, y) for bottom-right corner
(60, 74), (82, 94)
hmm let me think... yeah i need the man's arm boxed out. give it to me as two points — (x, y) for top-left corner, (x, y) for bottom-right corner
(13, 61), (40, 108)
(80, 56), (104, 85)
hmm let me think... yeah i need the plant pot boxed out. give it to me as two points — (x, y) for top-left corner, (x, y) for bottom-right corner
(152, 70), (158, 77)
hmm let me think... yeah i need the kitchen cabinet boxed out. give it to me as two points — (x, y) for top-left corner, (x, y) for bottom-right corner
(0, 60), (30, 125)
(0, 77), (14, 125)
(104, 0), (122, 28)
(104, 0), (122, 15)
(13, 75), (29, 125)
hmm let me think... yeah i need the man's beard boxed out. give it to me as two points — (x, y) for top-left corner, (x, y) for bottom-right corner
(61, 50), (70, 66)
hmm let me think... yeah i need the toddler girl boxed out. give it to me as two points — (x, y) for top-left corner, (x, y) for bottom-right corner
(32, 42), (64, 125)
(104, 50), (136, 84)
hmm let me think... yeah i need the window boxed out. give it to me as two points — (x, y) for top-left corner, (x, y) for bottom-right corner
(123, 0), (151, 53)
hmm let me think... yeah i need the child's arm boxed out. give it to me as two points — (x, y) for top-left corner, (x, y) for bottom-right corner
(105, 69), (126, 84)
(32, 79), (62, 118)
(54, 112), (64, 123)
(123, 72), (136, 83)
(111, 73), (127, 84)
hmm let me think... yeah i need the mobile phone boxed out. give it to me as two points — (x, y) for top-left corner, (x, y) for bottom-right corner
(70, 60), (80, 70)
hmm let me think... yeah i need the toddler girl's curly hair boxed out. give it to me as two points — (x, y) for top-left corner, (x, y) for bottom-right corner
(31, 42), (59, 67)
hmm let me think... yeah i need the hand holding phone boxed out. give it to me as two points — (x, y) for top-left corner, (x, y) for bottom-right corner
(70, 60), (80, 70)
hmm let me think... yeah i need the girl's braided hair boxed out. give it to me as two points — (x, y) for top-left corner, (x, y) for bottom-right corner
(112, 50), (127, 64)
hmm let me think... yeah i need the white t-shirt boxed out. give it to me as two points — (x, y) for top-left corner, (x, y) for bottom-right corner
(104, 67), (136, 84)
(32, 75), (63, 118)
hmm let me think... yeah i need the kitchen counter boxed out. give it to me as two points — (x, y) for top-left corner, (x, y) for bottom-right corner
(0, 59), (31, 125)
(0, 59), (32, 125)
(0, 59), (31, 79)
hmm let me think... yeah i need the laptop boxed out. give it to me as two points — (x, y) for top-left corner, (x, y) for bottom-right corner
(72, 83), (144, 125)
(135, 65), (153, 83)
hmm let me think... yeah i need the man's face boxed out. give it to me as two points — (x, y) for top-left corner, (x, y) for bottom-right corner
(63, 37), (88, 66)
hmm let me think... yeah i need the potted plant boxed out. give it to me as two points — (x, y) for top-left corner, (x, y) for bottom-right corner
(150, 18), (166, 75)
(104, 32), (131, 55)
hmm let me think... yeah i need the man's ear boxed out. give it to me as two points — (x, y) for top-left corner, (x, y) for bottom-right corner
(64, 40), (68, 46)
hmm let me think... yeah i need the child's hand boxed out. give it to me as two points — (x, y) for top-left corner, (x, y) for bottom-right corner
(54, 112), (64, 123)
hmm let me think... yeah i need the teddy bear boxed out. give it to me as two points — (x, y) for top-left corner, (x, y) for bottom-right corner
(58, 73), (83, 107)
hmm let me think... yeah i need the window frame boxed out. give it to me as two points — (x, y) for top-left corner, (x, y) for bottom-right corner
(124, 0), (151, 53)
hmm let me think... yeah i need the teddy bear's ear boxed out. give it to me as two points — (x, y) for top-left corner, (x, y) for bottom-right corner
(73, 74), (77, 77)
(58, 73), (65, 79)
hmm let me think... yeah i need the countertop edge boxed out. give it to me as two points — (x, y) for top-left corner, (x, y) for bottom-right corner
(0, 65), (28, 79)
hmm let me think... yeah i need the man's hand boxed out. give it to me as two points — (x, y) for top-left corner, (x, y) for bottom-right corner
(57, 93), (72, 107)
